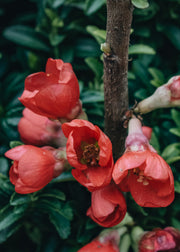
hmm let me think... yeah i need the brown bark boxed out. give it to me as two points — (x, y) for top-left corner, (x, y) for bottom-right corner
(104, 0), (133, 161)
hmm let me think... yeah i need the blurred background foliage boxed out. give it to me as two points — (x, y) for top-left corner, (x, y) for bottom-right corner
(0, 0), (180, 251)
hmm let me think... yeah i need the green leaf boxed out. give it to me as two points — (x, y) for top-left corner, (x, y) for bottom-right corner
(174, 180), (180, 194)
(3, 25), (50, 52)
(81, 91), (104, 103)
(128, 71), (136, 80)
(85, 0), (105, 15)
(132, 0), (149, 9)
(171, 217), (180, 230)
(37, 199), (73, 220)
(75, 38), (100, 58)
(52, 171), (75, 183)
(0, 222), (22, 244)
(134, 88), (148, 100)
(86, 26), (106, 44)
(163, 25), (180, 51)
(171, 109), (180, 128)
(49, 211), (71, 239)
(38, 189), (66, 201)
(10, 192), (31, 206)
(49, 34), (65, 47)
(148, 67), (165, 87)
(0, 174), (14, 195)
(149, 132), (160, 153)
(0, 204), (25, 231)
(0, 157), (9, 175)
(129, 44), (155, 55)
(85, 57), (103, 80)
(169, 128), (180, 137)
(51, 0), (65, 8)
(9, 141), (24, 149)
(162, 143), (180, 163)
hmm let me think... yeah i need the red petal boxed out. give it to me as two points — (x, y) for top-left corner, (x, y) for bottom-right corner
(97, 126), (113, 167)
(144, 151), (170, 180)
(46, 58), (73, 75)
(18, 147), (55, 188)
(24, 72), (58, 91)
(129, 174), (174, 207)
(62, 119), (97, 138)
(113, 151), (147, 184)
(5, 145), (29, 161)
(15, 178), (44, 194)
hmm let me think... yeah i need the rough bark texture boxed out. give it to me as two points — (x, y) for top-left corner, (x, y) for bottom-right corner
(104, 0), (133, 161)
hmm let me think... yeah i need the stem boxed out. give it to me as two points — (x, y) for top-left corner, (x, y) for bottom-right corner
(104, 0), (133, 161)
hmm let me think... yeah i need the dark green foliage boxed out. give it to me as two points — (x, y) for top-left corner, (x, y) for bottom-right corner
(0, 0), (180, 251)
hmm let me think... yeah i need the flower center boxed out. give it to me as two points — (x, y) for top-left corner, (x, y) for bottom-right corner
(132, 168), (152, 186)
(81, 143), (100, 166)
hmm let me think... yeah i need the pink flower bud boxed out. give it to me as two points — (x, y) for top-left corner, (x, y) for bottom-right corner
(135, 75), (180, 114)
(18, 108), (67, 147)
(139, 227), (180, 252)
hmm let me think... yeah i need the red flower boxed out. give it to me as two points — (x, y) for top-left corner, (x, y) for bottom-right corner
(5, 145), (68, 194)
(62, 119), (114, 191)
(78, 239), (119, 252)
(87, 183), (127, 227)
(112, 117), (174, 207)
(19, 58), (80, 120)
(18, 108), (66, 147)
(139, 227), (180, 252)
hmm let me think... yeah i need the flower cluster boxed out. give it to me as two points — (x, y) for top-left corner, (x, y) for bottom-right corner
(4, 58), (177, 238)
(5, 58), (80, 194)
(62, 119), (127, 227)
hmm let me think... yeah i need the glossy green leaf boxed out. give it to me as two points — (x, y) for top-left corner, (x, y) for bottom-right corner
(38, 189), (66, 201)
(85, 57), (103, 80)
(175, 180), (180, 194)
(85, 0), (105, 15)
(0, 157), (9, 175)
(49, 211), (71, 239)
(163, 25), (180, 50)
(10, 192), (31, 206)
(132, 0), (149, 9)
(148, 67), (165, 87)
(9, 141), (24, 149)
(129, 44), (155, 55)
(169, 128), (180, 137)
(81, 91), (104, 103)
(0, 204), (25, 231)
(162, 143), (180, 163)
(171, 109), (180, 128)
(86, 26), (106, 44)
(3, 25), (50, 52)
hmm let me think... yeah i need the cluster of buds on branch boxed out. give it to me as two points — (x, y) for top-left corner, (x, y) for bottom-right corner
(4, 58), (180, 250)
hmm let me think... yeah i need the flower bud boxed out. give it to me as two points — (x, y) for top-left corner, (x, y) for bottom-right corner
(135, 75), (180, 114)
(19, 58), (80, 120)
(139, 227), (180, 252)
(5, 145), (70, 194)
(18, 108), (67, 147)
